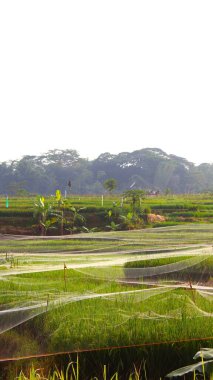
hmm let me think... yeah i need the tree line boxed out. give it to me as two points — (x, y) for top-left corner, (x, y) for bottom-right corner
(1, 147), (213, 195)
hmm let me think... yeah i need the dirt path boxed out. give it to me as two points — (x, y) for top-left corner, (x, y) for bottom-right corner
(0, 233), (123, 241)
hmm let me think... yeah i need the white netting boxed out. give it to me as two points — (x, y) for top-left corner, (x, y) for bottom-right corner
(0, 227), (213, 360)
(123, 255), (210, 278)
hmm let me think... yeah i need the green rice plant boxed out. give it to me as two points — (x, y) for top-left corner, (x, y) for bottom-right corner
(50, 358), (79, 380)
(124, 255), (195, 269)
(17, 365), (47, 379)
(1, 256), (213, 357)
(124, 255), (213, 282)
(15, 357), (145, 380)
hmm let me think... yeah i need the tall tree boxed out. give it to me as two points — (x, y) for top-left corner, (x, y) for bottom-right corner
(103, 178), (117, 193)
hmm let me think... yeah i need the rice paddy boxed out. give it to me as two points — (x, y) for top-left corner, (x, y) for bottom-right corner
(0, 222), (213, 378)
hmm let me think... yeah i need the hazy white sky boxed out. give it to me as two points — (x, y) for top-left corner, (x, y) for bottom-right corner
(0, 1), (213, 164)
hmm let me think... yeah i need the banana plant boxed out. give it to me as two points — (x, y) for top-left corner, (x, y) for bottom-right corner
(105, 202), (122, 231)
(105, 221), (121, 231)
(64, 206), (86, 234)
(54, 189), (65, 235)
(33, 196), (54, 235)
(122, 189), (146, 214)
(53, 191), (86, 235)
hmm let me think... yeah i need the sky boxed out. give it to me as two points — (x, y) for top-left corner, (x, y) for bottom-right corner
(0, 1), (213, 165)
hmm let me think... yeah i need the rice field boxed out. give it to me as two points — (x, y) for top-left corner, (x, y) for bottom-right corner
(0, 223), (213, 378)
(2, 193), (213, 234)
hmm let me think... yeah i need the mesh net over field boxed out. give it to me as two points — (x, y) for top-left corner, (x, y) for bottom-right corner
(0, 225), (213, 360)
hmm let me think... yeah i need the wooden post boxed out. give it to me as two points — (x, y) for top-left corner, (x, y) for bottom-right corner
(46, 294), (50, 312)
(189, 277), (196, 303)
(61, 210), (64, 235)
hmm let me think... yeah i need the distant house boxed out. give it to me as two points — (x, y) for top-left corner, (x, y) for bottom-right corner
(147, 190), (160, 196)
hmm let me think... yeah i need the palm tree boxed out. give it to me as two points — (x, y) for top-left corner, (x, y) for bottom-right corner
(103, 178), (117, 193)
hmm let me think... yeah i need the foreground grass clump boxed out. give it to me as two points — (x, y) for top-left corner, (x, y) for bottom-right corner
(16, 358), (141, 380)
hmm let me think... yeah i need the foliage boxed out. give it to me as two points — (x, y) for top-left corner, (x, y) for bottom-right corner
(63, 205), (86, 234)
(121, 189), (147, 227)
(105, 220), (121, 231)
(123, 189), (146, 210)
(2, 147), (213, 194)
(53, 190), (65, 235)
(103, 178), (117, 193)
(4, 193), (213, 235)
(33, 196), (55, 235)
(34, 190), (87, 235)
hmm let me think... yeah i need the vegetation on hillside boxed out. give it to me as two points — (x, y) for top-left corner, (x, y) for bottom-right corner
(1, 148), (213, 194)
